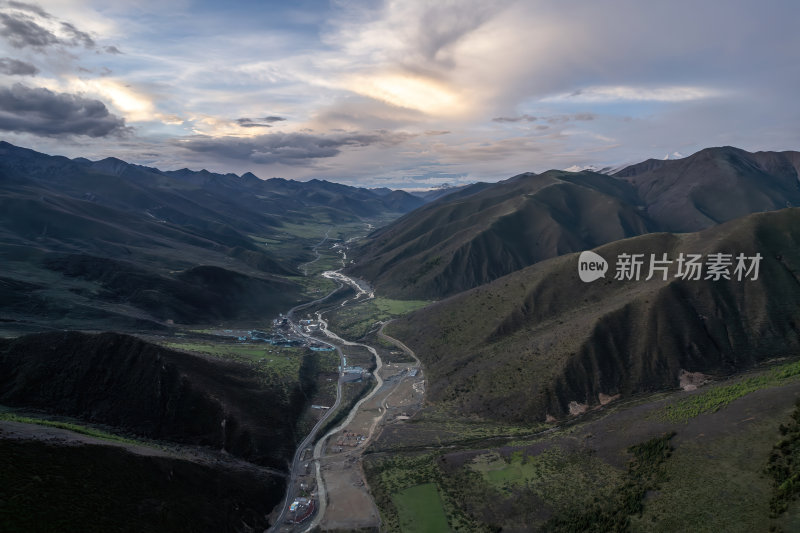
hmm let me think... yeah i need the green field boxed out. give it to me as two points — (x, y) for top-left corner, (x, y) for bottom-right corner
(163, 341), (307, 386)
(0, 413), (150, 447)
(364, 453), (485, 532)
(393, 484), (451, 533)
(327, 297), (432, 340)
(469, 448), (624, 509)
(370, 404), (548, 452)
(471, 450), (539, 485)
(372, 298), (431, 314)
(165, 342), (268, 360)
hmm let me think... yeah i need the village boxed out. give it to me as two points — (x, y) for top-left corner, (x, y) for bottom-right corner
(202, 316), (335, 352)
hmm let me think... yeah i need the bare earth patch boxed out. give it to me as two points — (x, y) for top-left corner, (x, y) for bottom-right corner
(569, 401), (589, 416)
(679, 369), (709, 391)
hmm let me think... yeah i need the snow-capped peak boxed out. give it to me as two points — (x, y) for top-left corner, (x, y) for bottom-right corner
(564, 163), (631, 175)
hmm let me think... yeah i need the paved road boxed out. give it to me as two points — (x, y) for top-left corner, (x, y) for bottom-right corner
(270, 267), (377, 531)
(270, 337), (344, 530)
(302, 307), (386, 531)
(270, 269), (347, 530)
(271, 257), (419, 531)
(300, 306), (426, 531)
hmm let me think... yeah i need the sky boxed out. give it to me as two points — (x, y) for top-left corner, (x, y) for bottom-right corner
(0, 0), (797, 188)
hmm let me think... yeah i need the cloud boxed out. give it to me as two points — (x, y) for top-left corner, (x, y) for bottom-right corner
(0, 3), (103, 52)
(409, 1), (503, 69)
(0, 12), (58, 48)
(65, 78), (157, 122)
(342, 72), (466, 116)
(0, 56), (37, 75)
(6, 1), (50, 19)
(319, 1), (517, 116)
(103, 45), (122, 54)
(543, 86), (723, 103)
(493, 114), (537, 123)
(4, 0), (794, 187)
(330, 0), (509, 70)
(0, 83), (128, 137)
(493, 113), (596, 124)
(175, 130), (412, 166)
(546, 113), (596, 124)
(235, 116), (286, 128)
(59, 20), (94, 48)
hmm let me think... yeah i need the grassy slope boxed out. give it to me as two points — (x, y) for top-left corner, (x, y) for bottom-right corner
(325, 297), (432, 340)
(352, 147), (800, 300)
(393, 483), (451, 533)
(0, 331), (316, 468)
(0, 142), (415, 333)
(386, 208), (800, 423)
(616, 146), (800, 233)
(365, 361), (800, 532)
(350, 170), (651, 299)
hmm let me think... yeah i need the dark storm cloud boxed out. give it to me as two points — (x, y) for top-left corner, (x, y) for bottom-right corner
(0, 4), (102, 51)
(177, 130), (410, 165)
(237, 122), (270, 128)
(0, 83), (128, 137)
(235, 116), (286, 128)
(0, 12), (58, 48)
(0, 56), (38, 75)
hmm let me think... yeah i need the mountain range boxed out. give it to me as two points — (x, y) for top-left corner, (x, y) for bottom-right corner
(3, 141), (800, 531)
(385, 207), (800, 421)
(350, 146), (800, 299)
(0, 141), (424, 332)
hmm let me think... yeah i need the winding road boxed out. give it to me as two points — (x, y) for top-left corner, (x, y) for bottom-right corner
(300, 307), (423, 531)
(269, 223), (424, 531)
(270, 263), (386, 530)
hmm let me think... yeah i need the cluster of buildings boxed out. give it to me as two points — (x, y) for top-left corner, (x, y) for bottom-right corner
(286, 497), (315, 525)
(298, 319), (321, 332)
(236, 317), (333, 351)
(341, 366), (367, 382)
(334, 431), (366, 449)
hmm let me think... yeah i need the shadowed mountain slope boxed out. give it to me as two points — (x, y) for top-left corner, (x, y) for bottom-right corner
(0, 331), (316, 468)
(614, 146), (800, 232)
(351, 147), (800, 299)
(0, 141), (423, 330)
(350, 170), (653, 298)
(386, 208), (800, 422)
(0, 330), (316, 530)
(0, 434), (283, 533)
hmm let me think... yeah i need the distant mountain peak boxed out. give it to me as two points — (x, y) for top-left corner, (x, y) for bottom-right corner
(565, 151), (686, 174)
(563, 163), (630, 175)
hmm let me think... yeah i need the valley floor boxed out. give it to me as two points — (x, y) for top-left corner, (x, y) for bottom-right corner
(362, 360), (800, 532)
